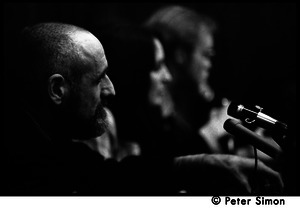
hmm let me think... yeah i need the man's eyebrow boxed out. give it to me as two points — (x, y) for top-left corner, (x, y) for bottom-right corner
(96, 66), (109, 80)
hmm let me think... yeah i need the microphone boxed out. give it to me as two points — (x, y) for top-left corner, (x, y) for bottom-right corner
(224, 119), (283, 159)
(227, 101), (288, 134)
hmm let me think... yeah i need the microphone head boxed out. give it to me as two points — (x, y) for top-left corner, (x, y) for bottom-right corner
(227, 101), (243, 119)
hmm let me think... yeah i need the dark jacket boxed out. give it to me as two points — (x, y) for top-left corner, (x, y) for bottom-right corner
(3, 104), (177, 196)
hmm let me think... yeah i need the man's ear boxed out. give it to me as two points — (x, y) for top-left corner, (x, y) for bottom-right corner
(48, 74), (69, 105)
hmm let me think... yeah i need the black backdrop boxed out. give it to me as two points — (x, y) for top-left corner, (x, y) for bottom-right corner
(3, 2), (296, 134)
(2, 2), (297, 195)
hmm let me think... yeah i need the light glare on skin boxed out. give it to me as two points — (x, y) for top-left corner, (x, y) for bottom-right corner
(71, 31), (105, 57)
(154, 38), (164, 62)
(71, 31), (110, 89)
(71, 31), (108, 75)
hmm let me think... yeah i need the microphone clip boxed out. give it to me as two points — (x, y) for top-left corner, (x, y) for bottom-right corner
(226, 101), (288, 149)
(244, 105), (263, 125)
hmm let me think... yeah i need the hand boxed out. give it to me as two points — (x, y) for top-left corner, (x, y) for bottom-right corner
(174, 154), (284, 195)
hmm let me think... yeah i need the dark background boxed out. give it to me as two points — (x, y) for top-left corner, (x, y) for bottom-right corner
(2, 2), (297, 195)
(3, 2), (296, 136)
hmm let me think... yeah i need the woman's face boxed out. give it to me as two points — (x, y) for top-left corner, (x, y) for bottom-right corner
(148, 38), (173, 116)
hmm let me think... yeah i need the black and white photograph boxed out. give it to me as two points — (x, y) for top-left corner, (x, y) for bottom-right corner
(2, 2), (297, 204)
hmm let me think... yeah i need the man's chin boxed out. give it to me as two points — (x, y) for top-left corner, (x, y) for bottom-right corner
(67, 106), (109, 141)
(70, 118), (107, 141)
(95, 120), (108, 138)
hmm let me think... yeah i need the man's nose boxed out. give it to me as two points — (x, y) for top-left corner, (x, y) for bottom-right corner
(161, 65), (172, 82)
(101, 75), (115, 97)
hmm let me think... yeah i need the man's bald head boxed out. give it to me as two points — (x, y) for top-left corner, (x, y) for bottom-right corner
(16, 22), (114, 141)
(18, 22), (105, 103)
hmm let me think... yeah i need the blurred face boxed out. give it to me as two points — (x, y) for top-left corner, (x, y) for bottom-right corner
(189, 26), (215, 103)
(170, 26), (215, 128)
(149, 38), (173, 116)
(67, 31), (115, 140)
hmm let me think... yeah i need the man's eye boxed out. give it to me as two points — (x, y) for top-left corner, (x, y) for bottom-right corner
(204, 50), (215, 58)
(97, 73), (106, 84)
(154, 62), (163, 71)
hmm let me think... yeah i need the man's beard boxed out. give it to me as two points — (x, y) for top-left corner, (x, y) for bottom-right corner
(62, 98), (109, 141)
(77, 103), (109, 140)
(93, 103), (109, 137)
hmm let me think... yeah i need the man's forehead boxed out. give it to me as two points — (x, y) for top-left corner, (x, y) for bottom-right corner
(101, 54), (108, 65)
(154, 38), (164, 60)
(197, 26), (213, 47)
(99, 55), (108, 72)
(83, 55), (107, 81)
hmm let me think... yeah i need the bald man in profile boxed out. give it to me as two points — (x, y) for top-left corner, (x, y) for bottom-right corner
(4, 23), (119, 194)
(5, 22), (179, 195)
(3, 22), (283, 195)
